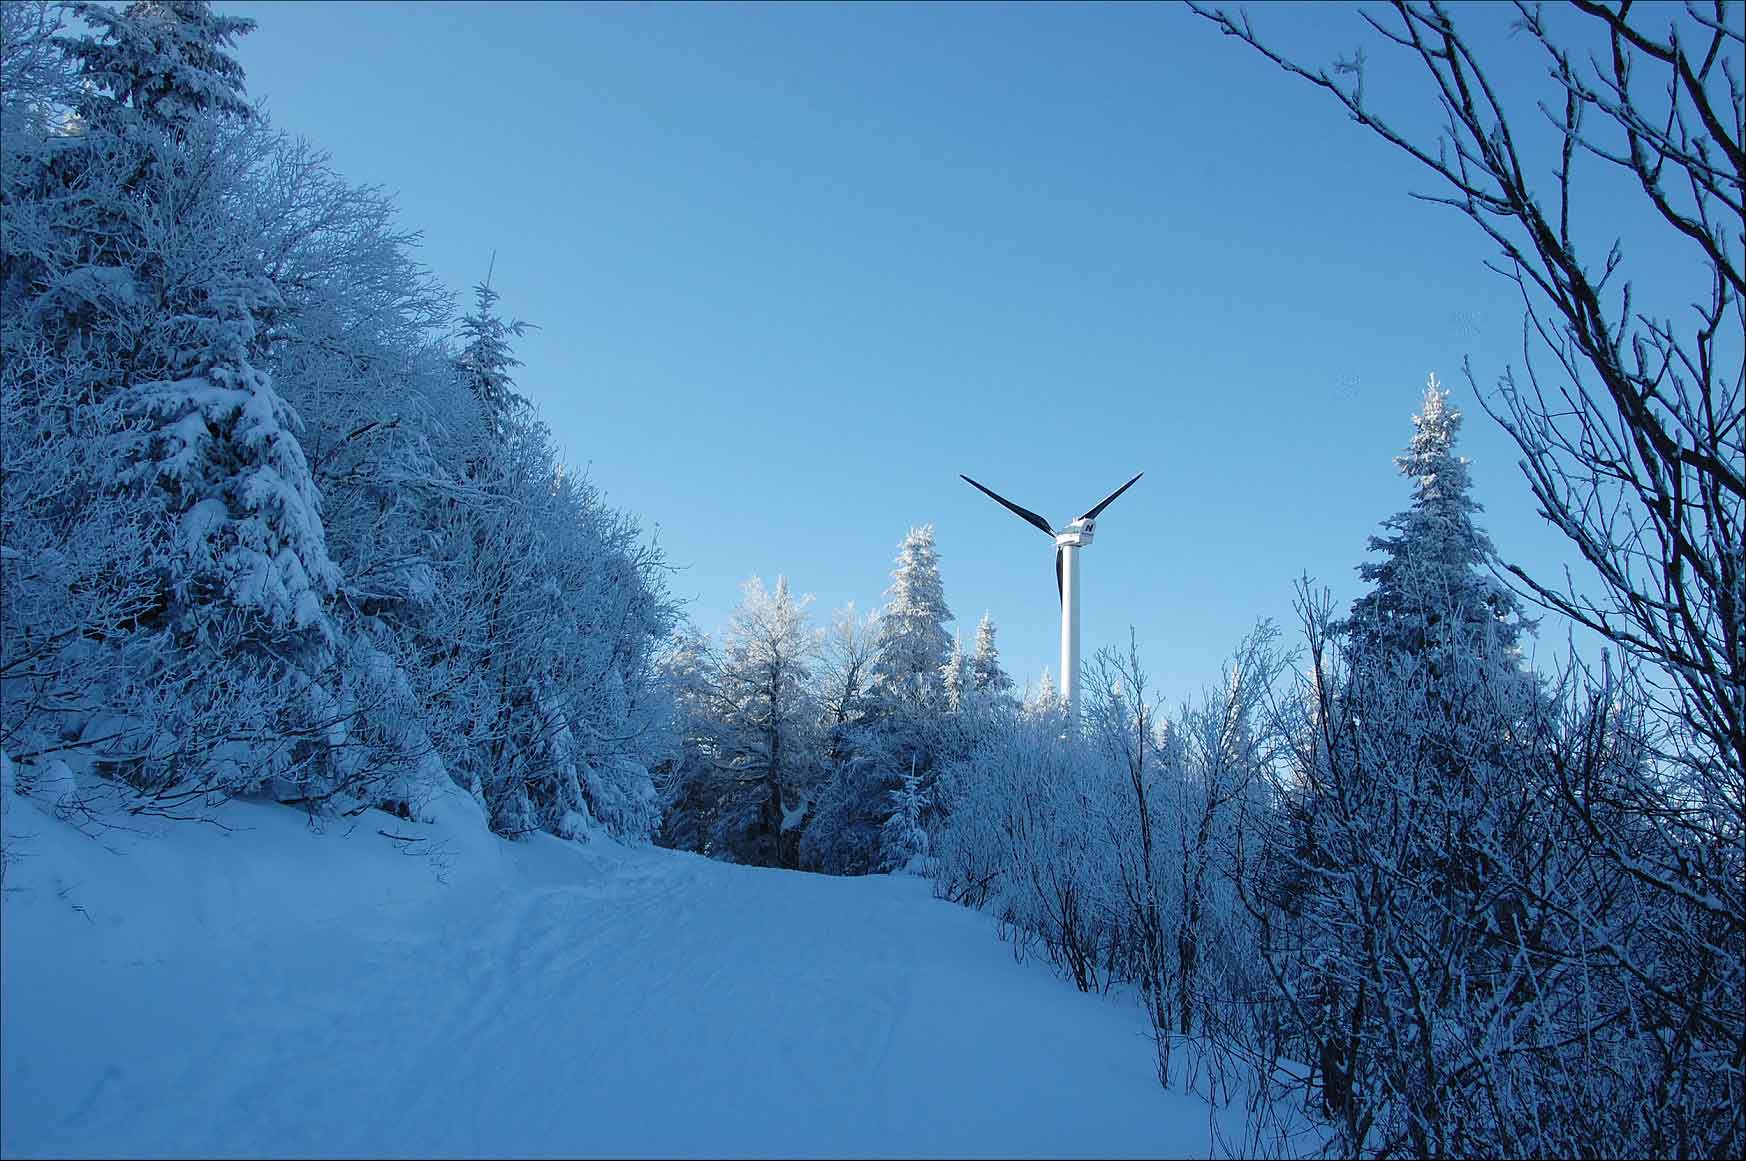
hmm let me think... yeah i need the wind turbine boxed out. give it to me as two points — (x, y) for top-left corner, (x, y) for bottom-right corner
(959, 471), (1144, 722)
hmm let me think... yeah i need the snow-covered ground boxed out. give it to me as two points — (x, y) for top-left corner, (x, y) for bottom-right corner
(3, 788), (1256, 1159)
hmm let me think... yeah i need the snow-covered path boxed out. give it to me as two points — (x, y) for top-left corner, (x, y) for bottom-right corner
(2, 796), (1227, 1158)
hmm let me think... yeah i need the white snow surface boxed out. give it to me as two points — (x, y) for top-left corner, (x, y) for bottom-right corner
(2, 790), (1243, 1159)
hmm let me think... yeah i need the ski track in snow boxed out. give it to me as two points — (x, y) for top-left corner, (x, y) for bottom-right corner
(2, 797), (1239, 1159)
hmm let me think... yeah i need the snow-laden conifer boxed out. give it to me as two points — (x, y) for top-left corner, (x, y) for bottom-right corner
(455, 270), (531, 441)
(1346, 373), (1530, 680)
(871, 524), (953, 698)
(971, 611), (1014, 696)
(57, 1), (255, 137)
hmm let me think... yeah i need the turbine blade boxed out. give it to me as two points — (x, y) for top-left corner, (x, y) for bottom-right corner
(1056, 547), (1063, 607)
(1079, 471), (1144, 521)
(960, 475), (1055, 537)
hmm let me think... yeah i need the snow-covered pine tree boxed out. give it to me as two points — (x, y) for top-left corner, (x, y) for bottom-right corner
(879, 759), (930, 875)
(971, 610), (1014, 696)
(1345, 374), (1530, 684)
(96, 4), (342, 775)
(57, 1), (254, 138)
(1266, 380), (1552, 1153)
(870, 524), (953, 700)
(1024, 669), (1060, 720)
(941, 634), (969, 714)
(0, 0), (352, 801)
(119, 265), (341, 659)
(923, 615), (1013, 832)
(801, 525), (957, 874)
(455, 267), (531, 443)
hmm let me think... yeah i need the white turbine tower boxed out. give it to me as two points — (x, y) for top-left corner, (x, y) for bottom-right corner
(960, 471), (1143, 722)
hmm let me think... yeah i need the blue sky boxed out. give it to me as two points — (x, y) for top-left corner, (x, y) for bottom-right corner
(221, 0), (1677, 705)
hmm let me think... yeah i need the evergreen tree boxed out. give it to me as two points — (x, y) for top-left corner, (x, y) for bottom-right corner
(879, 760), (930, 874)
(119, 266), (340, 658)
(1345, 373), (1529, 679)
(871, 524), (953, 699)
(1270, 382), (1550, 1150)
(971, 611), (1014, 695)
(1, 4), (679, 836)
(455, 266), (531, 442)
(941, 634), (969, 714)
(0, 0), (350, 799)
(83, 1), (339, 672)
(58, 1), (255, 137)
(1025, 669), (1060, 719)
(803, 525), (958, 874)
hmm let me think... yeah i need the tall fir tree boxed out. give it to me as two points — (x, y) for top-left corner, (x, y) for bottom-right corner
(871, 524), (953, 701)
(1273, 381), (1553, 1149)
(455, 266), (531, 442)
(1345, 373), (1529, 677)
(66, 0), (339, 659)
(800, 526), (956, 874)
(971, 610), (1014, 695)
(1024, 669), (1060, 720)
(941, 634), (969, 714)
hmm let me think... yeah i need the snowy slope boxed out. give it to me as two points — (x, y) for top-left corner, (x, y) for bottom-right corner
(3, 789), (1248, 1159)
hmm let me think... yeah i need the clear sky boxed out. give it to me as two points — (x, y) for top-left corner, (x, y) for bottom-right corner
(219, 0), (1685, 707)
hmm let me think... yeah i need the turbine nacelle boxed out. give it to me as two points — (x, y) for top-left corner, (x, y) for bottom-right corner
(1054, 517), (1095, 548)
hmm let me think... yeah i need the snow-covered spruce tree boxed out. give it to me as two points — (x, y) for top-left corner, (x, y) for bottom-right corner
(971, 610), (1015, 696)
(878, 760), (929, 875)
(941, 634), (969, 715)
(921, 622), (1014, 839)
(802, 524), (957, 874)
(56, 1), (255, 137)
(1253, 582), (1569, 1156)
(116, 257), (339, 657)
(1247, 386), (1559, 1155)
(869, 524), (953, 700)
(1345, 374), (1532, 691)
(1, 0), (364, 804)
(455, 269), (530, 443)
(1023, 669), (1062, 722)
